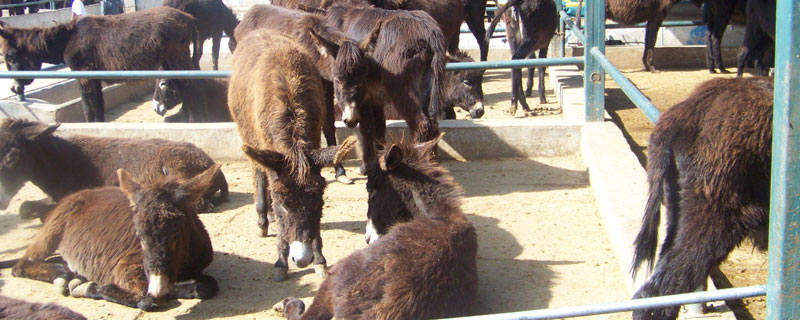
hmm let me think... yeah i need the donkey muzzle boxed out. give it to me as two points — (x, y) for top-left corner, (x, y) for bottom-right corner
(469, 101), (485, 119)
(341, 103), (359, 128)
(289, 241), (313, 268)
(147, 273), (172, 299)
(152, 99), (167, 116)
(365, 219), (380, 245)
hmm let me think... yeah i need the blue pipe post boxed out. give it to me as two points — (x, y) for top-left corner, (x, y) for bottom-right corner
(583, 0), (605, 121)
(555, 0), (565, 58)
(767, 0), (800, 318)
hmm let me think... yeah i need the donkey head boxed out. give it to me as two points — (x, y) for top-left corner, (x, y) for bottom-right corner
(118, 164), (221, 299)
(0, 22), (68, 94)
(152, 79), (181, 116)
(364, 134), (446, 244)
(243, 136), (356, 267)
(445, 52), (485, 119)
(0, 119), (59, 210)
(309, 21), (382, 128)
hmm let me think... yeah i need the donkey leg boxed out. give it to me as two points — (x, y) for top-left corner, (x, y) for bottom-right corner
(538, 48), (548, 104)
(13, 212), (71, 295)
(171, 273), (219, 300)
(642, 19), (663, 73)
(323, 82), (351, 184)
(464, 6), (489, 61)
(511, 39), (534, 112)
(211, 32), (222, 71)
(19, 199), (55, 221)
(312, 236), (327, 278)
(274, 238), (290, 282)
(525, 51), (536, 97)
(356, 104), (380, 175)
(253, 167), (272, 237)
(78, 79), (105, 122)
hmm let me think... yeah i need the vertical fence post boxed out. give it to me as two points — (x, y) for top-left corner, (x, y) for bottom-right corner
(555, 0), (564, 58)
(767, 0), (800, 318)
(583, 0), (605, 121)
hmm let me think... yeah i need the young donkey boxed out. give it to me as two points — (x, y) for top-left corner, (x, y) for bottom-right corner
(278, 134), (478, 319)
(228, 30), (356, 281)
(0, 7), (200, 122)
(631, 77), (773, 320)
(0, 119), (228, 220)
(12, 166), (221, 310)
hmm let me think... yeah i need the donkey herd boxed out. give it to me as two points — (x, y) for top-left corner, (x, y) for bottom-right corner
(0, 0), (782, 318)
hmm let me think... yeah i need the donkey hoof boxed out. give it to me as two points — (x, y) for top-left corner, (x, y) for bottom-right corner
(53, 277), (69, 296)
(336, 174), (354, 185)
(259, 227), (270, 238)
(314, 264), (328, 278)
(273, 267), (289, 282)
(70, 282), (98, 298)
(67, 278), (85, 292)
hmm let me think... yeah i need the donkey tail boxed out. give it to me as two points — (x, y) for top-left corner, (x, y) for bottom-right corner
(428, 37), (447, 120)
(631, 128), (675, 278)
(485, 0), (520, 45)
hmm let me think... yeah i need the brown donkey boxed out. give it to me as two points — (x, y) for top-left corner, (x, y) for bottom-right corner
(278, 135), (478, 319)
(0, 119), (228, 220)
(152, 78), (233, 122)
(0, 7), (200, 122)
(12, 165), (221, 310)
(0, 295), (86, 319)
(163, 0), (239, 70)
(229, 30), (356, 281)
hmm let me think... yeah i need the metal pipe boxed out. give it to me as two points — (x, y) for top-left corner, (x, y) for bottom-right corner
(462, 26), (505, 33)
(767, 0), (800, 317)
(0, 0), (62, 9)
(442, 285), (766, 320)
(41, 64), (67, 71)
(605, 20), (705, 29)
(583, 0), (604, 122)
(559, 10), (586, 45)
(555, 2), (565, 58)
(589, 47), (661, 124)
(0, 70), (232, 79)
(445, 57), (584, 71)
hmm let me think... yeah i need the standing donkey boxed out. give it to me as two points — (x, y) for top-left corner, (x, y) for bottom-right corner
(277, 134), (478, 319)
(228, 30), (356, 281)
(12, 166), (221, 310)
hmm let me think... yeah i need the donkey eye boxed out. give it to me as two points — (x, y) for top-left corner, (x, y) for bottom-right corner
(462, 80), (472, 87)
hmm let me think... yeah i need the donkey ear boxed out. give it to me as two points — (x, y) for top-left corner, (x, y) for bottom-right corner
(118, 169), (142, 197)
(22, 123), (60, 140)
(379, 144), (403, 172)
(413, 132), (445, 157)
(309, 25), (341, 59)
(174, 163), (222, 206)
(3, 147), (19, 167)
(359, 19), (383, 54)
(242, 145), (286, 171)
(309, 136), (358, 167)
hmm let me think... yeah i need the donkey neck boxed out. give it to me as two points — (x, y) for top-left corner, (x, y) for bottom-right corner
(25, 135), (98, 200)
(406, 180), (462, 221)
(26, 23), (73, 65)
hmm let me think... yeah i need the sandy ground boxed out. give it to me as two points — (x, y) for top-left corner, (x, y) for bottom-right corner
(604, 67), (768, 320)
(0, 157), (632, 319)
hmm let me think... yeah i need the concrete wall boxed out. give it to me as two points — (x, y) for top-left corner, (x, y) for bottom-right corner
(0, 4), (101, 27)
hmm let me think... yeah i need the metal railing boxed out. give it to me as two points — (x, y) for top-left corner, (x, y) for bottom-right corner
(0, 0), (62, 10)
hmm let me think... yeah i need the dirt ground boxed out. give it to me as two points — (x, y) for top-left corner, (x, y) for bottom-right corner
(604, 68), (768, 320)
(0, 158), (633, 319)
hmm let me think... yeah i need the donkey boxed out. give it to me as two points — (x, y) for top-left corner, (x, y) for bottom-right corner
(0, 119), (228, 220)
(12, 165), (221, 310)
(322, 4), (447, 173)
(486, 0), (556, 116)
(277, 134), (478, 319)
(229, 30), (357, 281)
(152, 78), (233, 122)
(0, 296), (86, 320)
(162, 0), (239, 70)
(274, 0), (490, 61)
(0, 7), (200, 122)
(701, 0), (747, 73)
(736, 0), (775, 77)
(231, 4), (377, 184)
(631, 77), (773, 320)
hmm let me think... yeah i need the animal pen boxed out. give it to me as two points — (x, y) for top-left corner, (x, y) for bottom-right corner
(0, 0), (798, 318)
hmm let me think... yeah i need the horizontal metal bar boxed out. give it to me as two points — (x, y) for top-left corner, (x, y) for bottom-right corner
(605, 20), (705, 29)
(0, 0), (61, 9)
(0, 70), (231, 79)
(443, 285), (766, 320)
(559, 10), (587, 44)
(41, 64), (66, 71)
(462, 26), (505, 33)
(445, 57), (584, 70)
(589, 47), (661, 124)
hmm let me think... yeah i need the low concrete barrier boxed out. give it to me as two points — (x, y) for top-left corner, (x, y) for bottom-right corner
(0, 4), (101, 28)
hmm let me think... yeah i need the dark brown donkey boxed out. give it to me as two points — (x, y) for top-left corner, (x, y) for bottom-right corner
(322, 5), (447, 173)
(278, 135), (478, 319)
(0, 296), (86, 319)
(152, 78), (233, 122)
(229, 30), (356, 281)
(162, 0), (240, 70)
(232, 4), (376, 184)
(486, 0), (557, 116)
(0, 119), (228, 220)
(12, 166), (221, 310)
(0, 7), (200, 122)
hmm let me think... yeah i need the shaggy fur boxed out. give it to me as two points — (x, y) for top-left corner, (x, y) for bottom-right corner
(322, 5), (447, 172)
(12, 166), (220, 310)
(0, 7), (200, 121)
(229, 30), (356, 281)
(162, 0), (240, 70)
(702, 0), (747, 73)
(0, 296), (86, 320)
(486, 0), (556, 115)
(0, 119), (228, 220)
(736, 0), (775, 77)
(153, 78), (233, 122)
(279, 136), (478, 319)
(631, 77), (773, 320)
